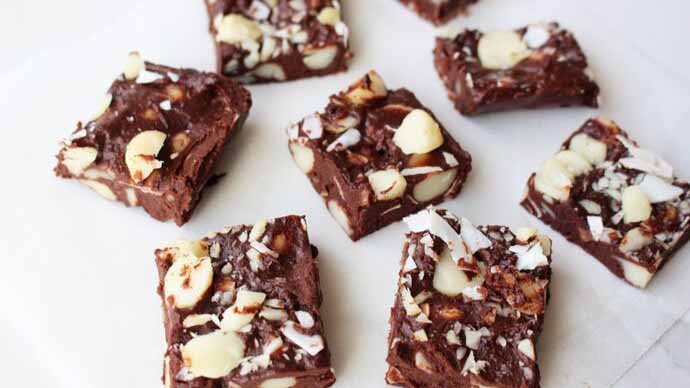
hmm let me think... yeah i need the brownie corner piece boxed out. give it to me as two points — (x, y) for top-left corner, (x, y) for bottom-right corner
(434, 22), (600, 115)
(156, 215), (336, 388)
(54, 52), (251, 226)
(521, 117), (690, 288)
(397, 0), (479, 25)
(286, 70), (472, 240)
(386, 208), (552, 388)
(206, 0), (352, 83)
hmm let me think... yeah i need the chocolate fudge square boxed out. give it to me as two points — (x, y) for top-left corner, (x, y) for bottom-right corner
(156, 215), (336, 388)
(205, 0), (352, 83)
(521, 118), (690, 288)
(387, 208), (552, 388)
(55, 53), (251, 226)
(434, 22), (600, 116)
(287, 71), (473, 240)
(397, 0), (478, 25)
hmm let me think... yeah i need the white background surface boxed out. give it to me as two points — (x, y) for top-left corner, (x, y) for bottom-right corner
(1, 0), (689, 387)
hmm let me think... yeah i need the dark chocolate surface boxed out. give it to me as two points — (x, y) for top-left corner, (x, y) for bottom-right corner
(205, 0), (351, 83)
(287, 71), (472, 240)
(397, 0), (478, 25)
(55, 60), (251, 225)
(434, 23), (600, 115)
(156, 216), (335, 388)
(521, 118), (690, 288)
(386, 209), (552, 388)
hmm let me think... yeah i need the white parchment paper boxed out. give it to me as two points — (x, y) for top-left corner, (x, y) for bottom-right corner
(1, 1), (689, 387)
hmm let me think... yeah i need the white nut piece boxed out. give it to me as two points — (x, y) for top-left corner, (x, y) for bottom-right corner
(164, 356), (172, 388)
(317, 7), (340, 26)
(171, 132), (191, 154)
(160, 240), (208, 262)
(619, 227), (653, 253)
(534, 158), (573, 201)
(622, 185), (652, 223)
(80, 180), (116, 201)
(413, 168), (457, 203)
(345, 71), (388, 105)
(569, 133), (607, 164)
(515, 227), (537, 243)
(618, 258), (654, 288)
(124, 51), (145, 80)
(433, 249), (484, 297)
(253, 63), (286, 81)
(62, 147), (98, 175)
(554, 150), (592, 177)
(414, 352), (434, 373)
(216, 14), (263, 44)
(125, 130), (167, 182)
(537, 234), (552, 256)
(260, 377), (297, 388)
(328, 200), (353, 236)
(393, 109), (444, 155)
(303, 46), (338, 70)
(220, 289), (266, 331)
(289, 142), (315, 174)
(328, 115), (360, 134)
(164, 255), (214, 309)
(125, 188), (138, 206)
(517, 339), (536, 360)
(182, 314), (217, 328)
(281, 321), (325, 356)
(477, 31), (530, 70)
(368, 169), (408, 201)
(260, 37), (277, 61)
(523, 24), (551, 48)
(181, 330), (245, 378)
(249, 219), (268, 241)
(93, 93), (113, 120)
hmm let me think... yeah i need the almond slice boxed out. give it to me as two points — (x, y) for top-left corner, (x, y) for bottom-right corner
(164, 255), (213, 309)
(181, 330), (245, 378)
(125, 130), (167, 182)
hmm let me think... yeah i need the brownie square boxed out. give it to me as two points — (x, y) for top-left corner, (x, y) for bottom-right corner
(54, 53), (251, 226)
(397, 0), (479, 25)
(205, 0), (352, 83)
(155, 215), (336, 388)
(286, 70), (473, 240)
(521, 117), (690, 288)
(386, 208), (552, 388)
(434, 22), (600, 116)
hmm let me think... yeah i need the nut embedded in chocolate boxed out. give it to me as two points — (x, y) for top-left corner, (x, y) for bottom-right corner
(521, 117), (690, 288)
(54, 53), (252, 226)
(386, 208), (552, 388)
(286, 70), (473, 240)
(434, 22), (600, 116)
(205, 0), (352, 83)
(155, 215), (336, 388)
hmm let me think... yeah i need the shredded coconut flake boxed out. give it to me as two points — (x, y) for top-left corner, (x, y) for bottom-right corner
(281, 321), (324, 356)
(638, 174), (683, 203)
(404, 209), (472, 265)
(460, 217), (492, 253)
(326, 128), (361, 152)
(301, 114), (323, 139)
(511, 242), (549, 271)
(617, 135), (674, 179)
(587, 216), (604, 241)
